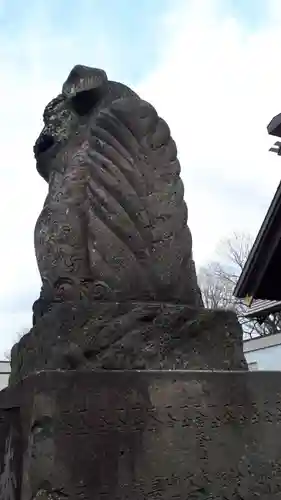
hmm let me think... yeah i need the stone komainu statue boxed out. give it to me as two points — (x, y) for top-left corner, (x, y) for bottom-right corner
(33, 65), (203, 322)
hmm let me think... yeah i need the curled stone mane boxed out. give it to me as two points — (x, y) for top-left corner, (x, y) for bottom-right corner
(32, 65), (203, 309)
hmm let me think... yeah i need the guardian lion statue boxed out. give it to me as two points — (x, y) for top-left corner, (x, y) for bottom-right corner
(32, 65), (203, 323)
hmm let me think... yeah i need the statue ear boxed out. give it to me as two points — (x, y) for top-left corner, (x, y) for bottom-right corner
(70, 87), (104, 116)
(62, 65), (108, 116)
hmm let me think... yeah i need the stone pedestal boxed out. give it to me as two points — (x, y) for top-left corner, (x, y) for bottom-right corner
(1, 370), (281, 499)
(10, 301), (247, 385)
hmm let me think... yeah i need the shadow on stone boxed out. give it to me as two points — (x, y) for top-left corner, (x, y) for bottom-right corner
(1, 371), (281, 499)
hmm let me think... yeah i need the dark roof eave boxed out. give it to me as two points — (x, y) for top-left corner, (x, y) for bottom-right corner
(267, 113), (281, 138)
(234, 180), (281, 299)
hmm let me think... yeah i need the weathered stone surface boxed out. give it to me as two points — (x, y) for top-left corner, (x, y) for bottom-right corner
(6, 66), (254, 499)
(0, 407), (22, 500)
(1, 370), (281, 499)
(10, 301), (247, 385)
(32, 64), (203, 325)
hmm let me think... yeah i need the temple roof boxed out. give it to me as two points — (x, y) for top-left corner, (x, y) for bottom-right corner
(234, 112), (281, 304)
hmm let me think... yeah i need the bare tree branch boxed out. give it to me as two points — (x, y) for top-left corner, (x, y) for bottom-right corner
(4, 328), (29, 362)
(198, 231), (281, 339)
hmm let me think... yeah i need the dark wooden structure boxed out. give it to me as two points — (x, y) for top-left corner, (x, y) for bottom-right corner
(234, 112), (281, 318)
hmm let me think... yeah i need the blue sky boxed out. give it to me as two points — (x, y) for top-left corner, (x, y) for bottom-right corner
(0, 0), (171, 84)
(0, 0), (271, 83)
(1, 0), (281, 355)
(225, 0), (267, 28)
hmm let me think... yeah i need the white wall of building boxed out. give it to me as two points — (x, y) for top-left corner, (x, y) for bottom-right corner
(244, 332), (281, 370)
(0, 361), (10, 389)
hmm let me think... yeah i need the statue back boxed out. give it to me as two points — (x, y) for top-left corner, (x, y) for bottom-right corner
(33, 65), (203, 310)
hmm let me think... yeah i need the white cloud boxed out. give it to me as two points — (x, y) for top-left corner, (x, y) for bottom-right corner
(0, 3), (118, 355)
(137, 0), (281, 265)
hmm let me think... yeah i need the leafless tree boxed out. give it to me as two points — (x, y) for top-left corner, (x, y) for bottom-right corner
(4, 328), (29, 362)
(198, 262), (234, 310)
(198, 232), (281, 338)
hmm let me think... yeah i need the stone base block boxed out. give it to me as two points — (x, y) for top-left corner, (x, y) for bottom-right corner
(1, 370), (281, 499)
(10, 301), (247, 384)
